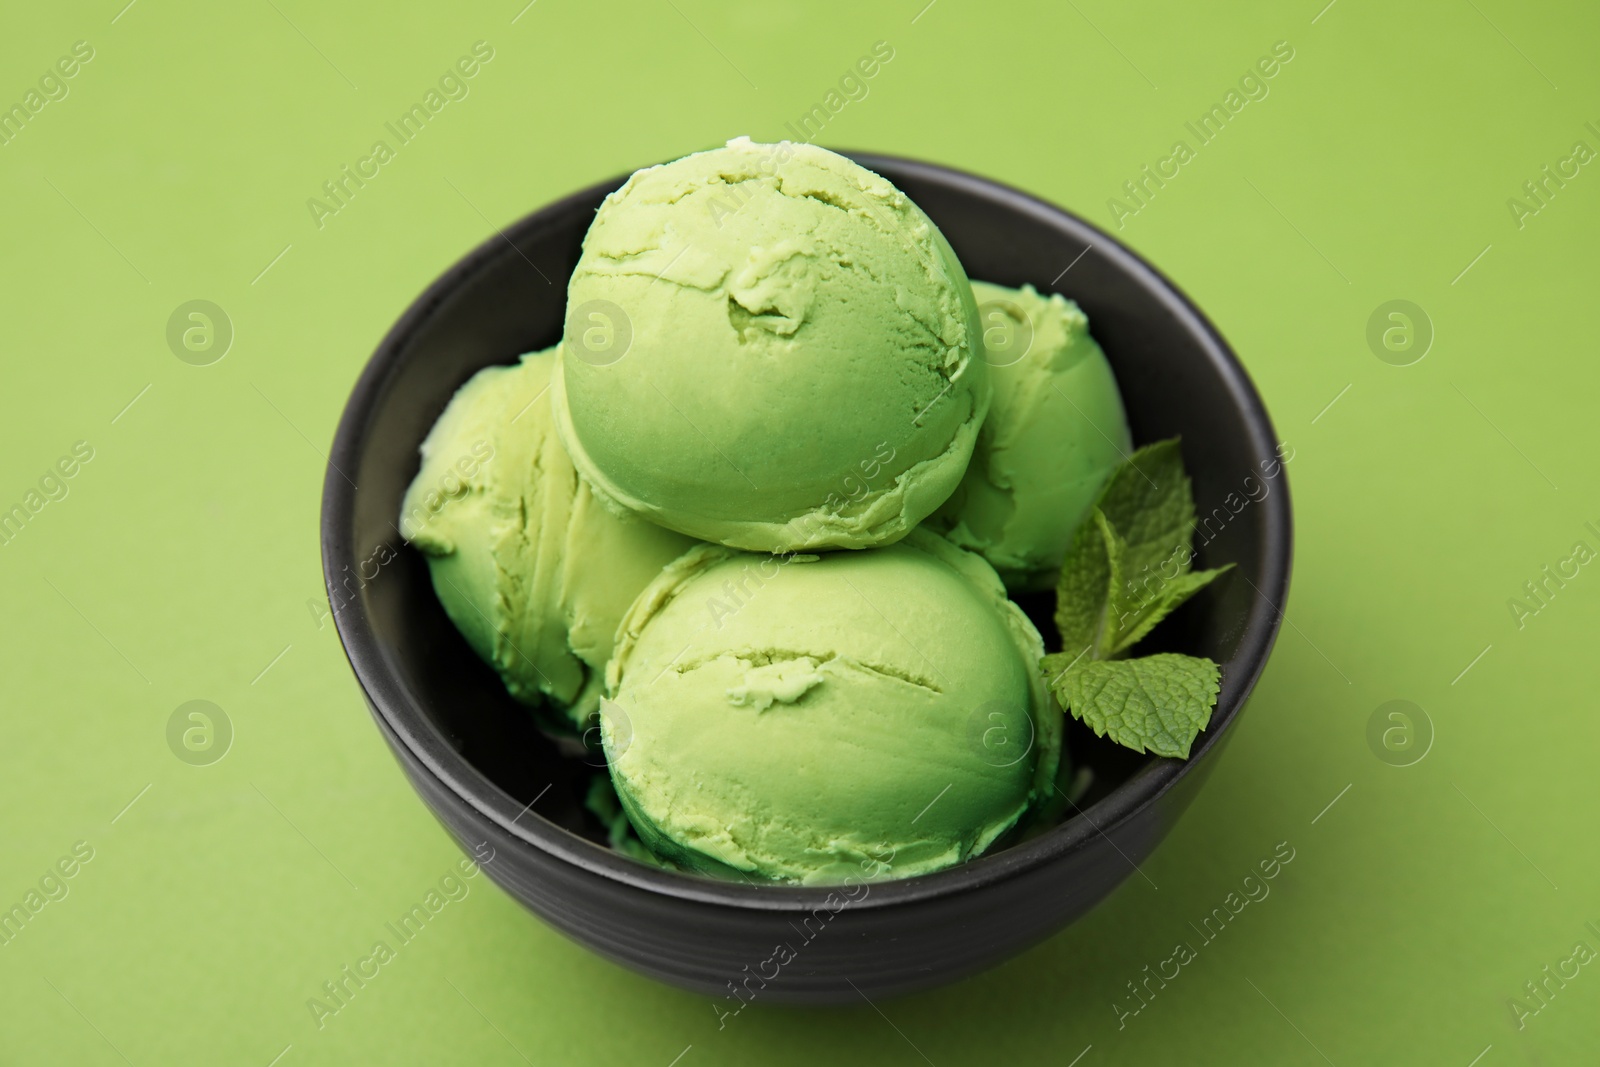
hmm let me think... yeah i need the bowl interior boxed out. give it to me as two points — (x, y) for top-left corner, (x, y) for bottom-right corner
(327, 153), (1288, 890)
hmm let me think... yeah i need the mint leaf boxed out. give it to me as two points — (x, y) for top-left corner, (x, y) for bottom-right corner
(1097, 439), (1196, 585)
(1058, 654), (1221, 758)
(1053, 509), (1116, 659)
(1055, 439), (1218, 660)
(1045, 438), (1233, 760)
(1053, 500), (1231, 663)
(1107, 563), (1233, 658)
(1041, 649), (1088, 688)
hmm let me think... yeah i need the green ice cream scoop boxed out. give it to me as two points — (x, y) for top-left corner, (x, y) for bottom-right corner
(601, 529), (1061, 884)
(929, 281), (1131, 591)
(553, 137), (989, 554)
(401, 348), (696, 727)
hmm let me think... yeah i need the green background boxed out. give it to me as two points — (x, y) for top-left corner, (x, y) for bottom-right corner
(3, 0), (1596, 1063)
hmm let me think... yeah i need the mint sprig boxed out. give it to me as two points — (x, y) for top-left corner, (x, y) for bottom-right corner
(1057, 655), (1222, 757)
(1041, 440), (1232, 759)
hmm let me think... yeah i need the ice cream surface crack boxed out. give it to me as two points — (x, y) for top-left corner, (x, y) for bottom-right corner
(832, 657), (943, 695)
(726, 655), (826, 710)
(785, 186), (857, 216)
(667, 647), (832, 677)
(585, 226), (728, 292)
(726, 239), (815, 339)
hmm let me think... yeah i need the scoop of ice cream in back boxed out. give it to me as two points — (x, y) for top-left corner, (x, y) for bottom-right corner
(401, 349), (696, 727)
(601, 530), (1061, 884)
(929, 281), (1131, 591)
(553, 137), (989, 553)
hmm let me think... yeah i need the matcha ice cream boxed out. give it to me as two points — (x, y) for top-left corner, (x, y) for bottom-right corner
(553, 137), (988, 553)
(930, 281), (1130, 590)
(393, 145), (1143, 888)
(600, 530), (1060, 884)
(401, 348), (696, 726)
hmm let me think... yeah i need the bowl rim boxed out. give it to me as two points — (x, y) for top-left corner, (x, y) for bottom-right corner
(321, 149), (1293, 913)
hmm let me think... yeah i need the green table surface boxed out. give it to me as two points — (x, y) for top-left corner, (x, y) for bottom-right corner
(4, 0), (1597, 1063)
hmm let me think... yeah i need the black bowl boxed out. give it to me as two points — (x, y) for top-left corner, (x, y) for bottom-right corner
(321, 152), (1292, 1005)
